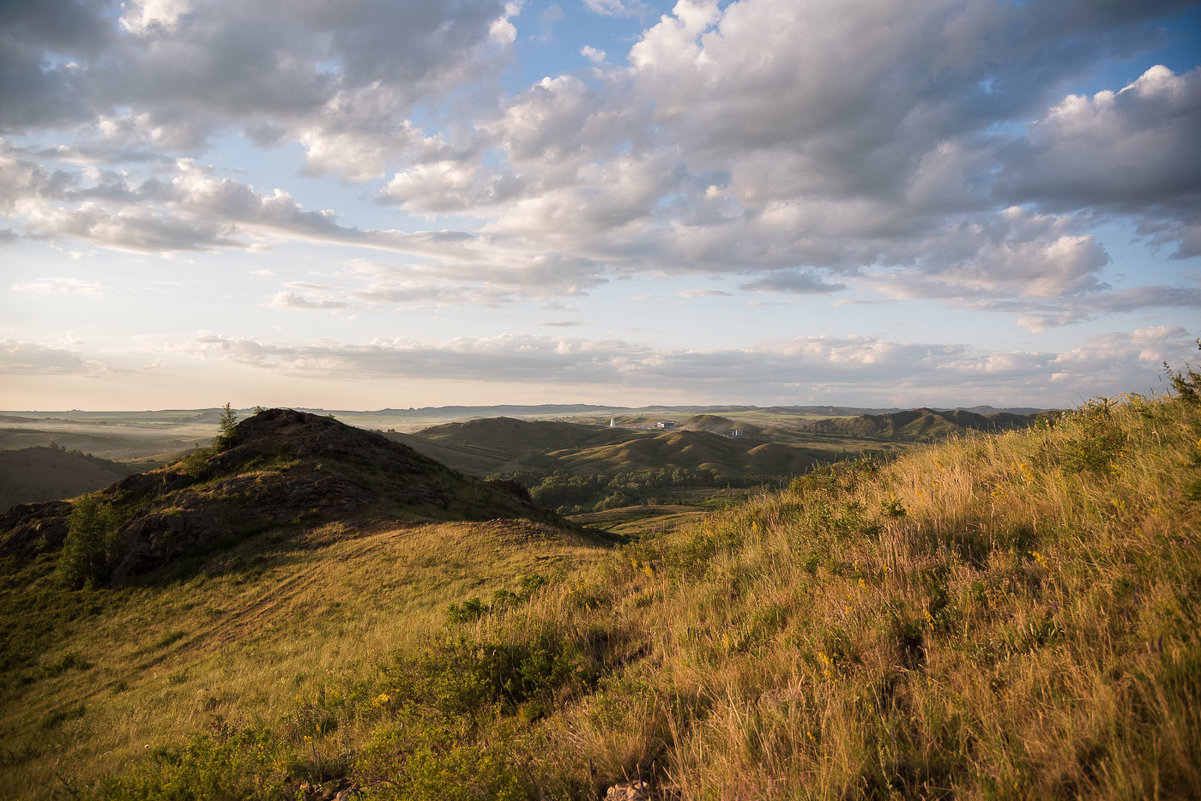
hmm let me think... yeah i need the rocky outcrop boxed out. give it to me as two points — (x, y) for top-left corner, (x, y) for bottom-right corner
(0, 500), (70, 556)
(2, 408), (567, 585)
(605, 780), (650, 801)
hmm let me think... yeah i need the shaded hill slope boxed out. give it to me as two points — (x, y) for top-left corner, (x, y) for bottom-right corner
(802, 406), (1039, 439)
(0, 408), (567, 587)
(401, 418), (838, 480)
(399, 417), (628, 473)
(0, 447), (135, 511)
(548, 428), (833, 477)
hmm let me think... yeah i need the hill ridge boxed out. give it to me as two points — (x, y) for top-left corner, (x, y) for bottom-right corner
(0, 408), (568, 587)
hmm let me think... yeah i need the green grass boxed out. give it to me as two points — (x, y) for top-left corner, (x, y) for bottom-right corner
(0, 519), (608, 797)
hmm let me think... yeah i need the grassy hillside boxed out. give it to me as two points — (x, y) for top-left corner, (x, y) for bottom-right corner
(389, 417), (627, 475)
(0, 446), (135, 511)
(546, 428), (832, 478)
(4, 376), (1198, 799)
(0, 409), (613, 798)
(802, 407), (1040, 441)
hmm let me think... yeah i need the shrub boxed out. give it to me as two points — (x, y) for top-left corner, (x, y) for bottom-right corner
(56, 494), (123, 589)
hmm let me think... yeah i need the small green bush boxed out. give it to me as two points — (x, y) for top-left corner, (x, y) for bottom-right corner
(57, 494), (123, 590)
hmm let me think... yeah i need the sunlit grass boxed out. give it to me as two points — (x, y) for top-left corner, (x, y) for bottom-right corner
(0, 520), (605, 796)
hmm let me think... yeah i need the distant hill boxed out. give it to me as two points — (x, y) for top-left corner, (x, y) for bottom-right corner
(419, 416), (624, 454)
(0, 447), (136, 512)
(0, 427), (197, 462)
(396, 417), (834, 481)
(679, 414), (764, 436)
(389, 417), (628, 474)
(800, 407), (1040, 440)
(0, 409), (576, 586)
(548, 428), (833, 478)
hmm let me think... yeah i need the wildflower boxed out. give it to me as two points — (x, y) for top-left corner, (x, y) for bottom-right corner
(817, 650), (836, 680)
(1029, 550), (1048, 568)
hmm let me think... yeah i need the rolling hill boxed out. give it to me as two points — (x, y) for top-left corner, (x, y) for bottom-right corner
(392, 416), (627, 474)
(547, 428), (833, 478)
(0, 408), (581, 589)
(0, 447), (136, 512)
(800, 406), (1040, 440)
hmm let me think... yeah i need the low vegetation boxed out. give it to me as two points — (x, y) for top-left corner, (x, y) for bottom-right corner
(2, 365), (1199, 799)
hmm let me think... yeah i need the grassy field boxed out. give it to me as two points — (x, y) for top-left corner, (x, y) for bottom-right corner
(3, 374), (1197, 798)
(0, 519), (609, 796)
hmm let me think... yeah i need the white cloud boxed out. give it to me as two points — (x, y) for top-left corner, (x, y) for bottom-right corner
(583, 0), (649, 17)
(11, 276), (103, 294)
(0, 339), (96, 375)
(119, 0), (192, 35)
(269, 291), (350, 311)
(580, 46), (607, 64)
(1001, 66), (1201, 209)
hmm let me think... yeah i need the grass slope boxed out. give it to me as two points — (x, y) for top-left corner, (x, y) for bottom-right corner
(0, 409), (613, 798)
(394, 418), (627, 475)
(0, 519), (607, 795)
(803, 407), (1040, 441)
(549, 428), (833, 478)
(5, 378), (1199, 799)
(0, 447), (135, 511)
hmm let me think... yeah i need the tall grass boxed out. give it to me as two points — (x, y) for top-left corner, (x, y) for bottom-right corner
(9, 375), (1200, 800)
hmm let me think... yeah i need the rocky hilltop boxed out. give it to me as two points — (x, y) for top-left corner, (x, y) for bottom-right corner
(0, 408), (557, 586)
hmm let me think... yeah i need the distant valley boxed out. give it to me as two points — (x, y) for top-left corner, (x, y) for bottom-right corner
(0, 404), (1044, 519)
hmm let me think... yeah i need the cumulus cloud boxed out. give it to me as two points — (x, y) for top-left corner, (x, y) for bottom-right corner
(2, 0), (1198, 369)
(2, 0), (513, 174)
(1000, 66), (1201, 211)
(580, 46), (607, 64)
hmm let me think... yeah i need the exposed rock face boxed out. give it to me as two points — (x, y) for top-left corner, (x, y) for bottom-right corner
(605, 780), (650, 801)
(0, 500), (70, 556)
(1, 408), (560, 584)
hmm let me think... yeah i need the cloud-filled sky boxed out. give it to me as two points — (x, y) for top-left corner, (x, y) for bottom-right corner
(2, 0), (1199, 410)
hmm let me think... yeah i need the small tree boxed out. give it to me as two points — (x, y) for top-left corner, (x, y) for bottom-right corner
(214, 402), (239, 450)
(57, 494), (122, 589)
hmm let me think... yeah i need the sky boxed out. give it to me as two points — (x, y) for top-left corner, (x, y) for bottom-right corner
(1, 0), (1200, 411)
